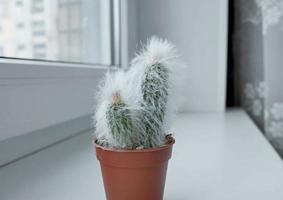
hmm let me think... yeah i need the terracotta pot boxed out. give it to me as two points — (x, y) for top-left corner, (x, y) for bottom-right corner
(94, 138), (175, 200)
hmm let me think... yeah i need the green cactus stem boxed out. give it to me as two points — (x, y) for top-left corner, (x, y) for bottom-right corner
(106, 92), (136, 149)
(141, 62), (169, 147)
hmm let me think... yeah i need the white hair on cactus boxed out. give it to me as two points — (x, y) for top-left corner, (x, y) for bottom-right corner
(131, 36), (185, 98)
(132, 36), (179, 67)
(94, 70), (145, 148)
(94, 36), (186, 149)
(129, 36), (185, 142)
(94, 71), (122, 147)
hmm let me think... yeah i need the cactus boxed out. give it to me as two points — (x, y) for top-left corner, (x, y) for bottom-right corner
(94, 36), (181, 149)
(141, 62), (169, 147)
(106, 92), (136, 149)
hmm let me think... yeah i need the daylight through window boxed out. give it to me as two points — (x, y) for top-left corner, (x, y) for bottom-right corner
(0, 0), (116, 65)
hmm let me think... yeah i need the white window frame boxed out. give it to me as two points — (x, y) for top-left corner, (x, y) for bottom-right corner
(0, 0), (128, 166)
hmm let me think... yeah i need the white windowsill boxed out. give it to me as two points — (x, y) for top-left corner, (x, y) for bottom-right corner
(0, 58), (110, 80)
(1, 109), (283, 200)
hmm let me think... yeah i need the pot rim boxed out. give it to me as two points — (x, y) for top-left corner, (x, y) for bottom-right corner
(93, 136), (175, 153)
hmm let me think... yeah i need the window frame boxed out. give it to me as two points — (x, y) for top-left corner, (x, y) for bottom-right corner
(0, 0), (124, 144)
(0, 0), (121, 69)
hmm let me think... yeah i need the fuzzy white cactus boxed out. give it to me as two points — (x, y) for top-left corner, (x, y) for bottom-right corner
(129, 36), (181, 147)
(94, 36), (183, 149)
(94, 70), (145, 148)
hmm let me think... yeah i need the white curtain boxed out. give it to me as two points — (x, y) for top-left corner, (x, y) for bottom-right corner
(234, 0), (283, 156)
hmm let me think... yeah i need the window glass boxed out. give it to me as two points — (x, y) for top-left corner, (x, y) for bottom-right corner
(0, 0), (114, 65)
(0, 46), (3, 55)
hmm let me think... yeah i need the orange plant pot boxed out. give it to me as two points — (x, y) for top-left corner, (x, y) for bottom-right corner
(94, 138), (175, 200)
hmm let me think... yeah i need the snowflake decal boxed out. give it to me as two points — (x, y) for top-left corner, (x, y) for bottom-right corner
(243, 81), (266, 118)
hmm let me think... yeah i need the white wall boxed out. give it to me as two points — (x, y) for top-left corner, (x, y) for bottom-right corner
(128, 0), (228, 112)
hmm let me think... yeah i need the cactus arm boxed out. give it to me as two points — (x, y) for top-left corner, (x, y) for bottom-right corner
(106, 92), (136, 149)
(141, 63), (169, 147)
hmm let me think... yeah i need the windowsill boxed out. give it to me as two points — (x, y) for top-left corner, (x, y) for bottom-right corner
(1, 109), (283, 200)
(0, 57), (112, 69)
(0, 58), (110, 80)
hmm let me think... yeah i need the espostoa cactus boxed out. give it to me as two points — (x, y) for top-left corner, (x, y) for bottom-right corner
(94, 36), (182, 149)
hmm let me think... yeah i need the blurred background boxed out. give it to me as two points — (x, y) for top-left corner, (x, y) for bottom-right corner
(0, 0), (228, 165)
(1, 0), (283, 199)
(228, 0), (283, 157)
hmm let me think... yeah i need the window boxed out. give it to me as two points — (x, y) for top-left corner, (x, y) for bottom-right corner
(17, 45), (25, 51)
(0, 46), (3, 55)
(0, 0), (118, 65)
(16, 1), (23, 6)
(31, 0), (44, 13)
(33, 43), (46, 49)
(33, 30), (45, 36)
(17, 23), (24, 28)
